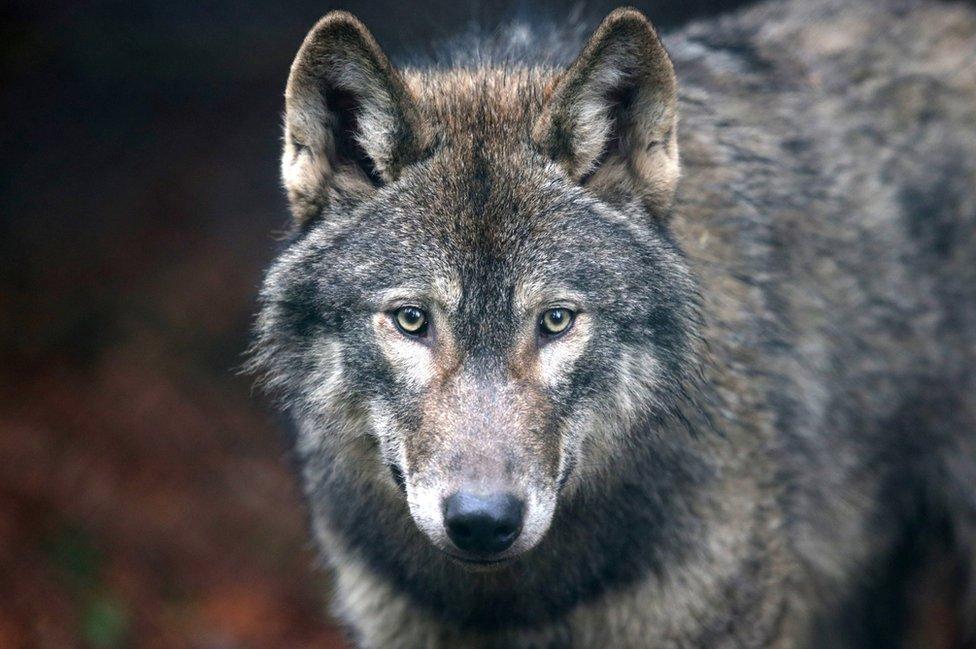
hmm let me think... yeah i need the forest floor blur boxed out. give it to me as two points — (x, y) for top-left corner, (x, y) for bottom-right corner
(0, 228), (347, 647)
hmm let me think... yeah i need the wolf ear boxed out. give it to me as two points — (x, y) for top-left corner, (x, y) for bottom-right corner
(532, 8), (679, 215)
(282, 12), (431, 226)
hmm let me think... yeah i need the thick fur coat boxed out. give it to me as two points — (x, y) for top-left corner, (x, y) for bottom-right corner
(251, 0), (976, 646)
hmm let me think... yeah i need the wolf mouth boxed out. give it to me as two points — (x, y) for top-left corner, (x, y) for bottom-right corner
(443, 551), (516, 570)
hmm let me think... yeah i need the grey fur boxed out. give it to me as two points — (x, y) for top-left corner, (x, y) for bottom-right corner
(250, 0), (976, 646)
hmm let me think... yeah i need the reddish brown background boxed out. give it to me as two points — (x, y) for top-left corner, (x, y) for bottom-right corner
(1, 1), (747, 647)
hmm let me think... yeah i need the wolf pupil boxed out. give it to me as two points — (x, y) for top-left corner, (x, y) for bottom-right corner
(394, 306), (427, 335)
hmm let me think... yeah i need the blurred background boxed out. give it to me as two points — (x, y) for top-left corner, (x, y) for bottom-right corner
(1, 1), (749, 647)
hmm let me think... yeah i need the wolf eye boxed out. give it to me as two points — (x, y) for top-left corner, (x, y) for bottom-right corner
(393, 306), (428, 336)
(539, 307), (574, 337)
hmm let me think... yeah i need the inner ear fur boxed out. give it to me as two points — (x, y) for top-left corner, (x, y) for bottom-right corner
(282, 11), (431, 227)
(532, 8), (679, 215)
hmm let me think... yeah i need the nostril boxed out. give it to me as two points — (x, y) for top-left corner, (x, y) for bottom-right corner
(494, 519), (519, 538)
(386, 463), (406, 492)
(443, 491), (525, 556)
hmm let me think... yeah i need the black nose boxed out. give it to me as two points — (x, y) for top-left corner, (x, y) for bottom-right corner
(443, 491), (524, 556)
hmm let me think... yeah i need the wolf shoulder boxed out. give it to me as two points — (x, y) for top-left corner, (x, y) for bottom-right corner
(668, 0), (976, 171)
(668, 0), (976, 294)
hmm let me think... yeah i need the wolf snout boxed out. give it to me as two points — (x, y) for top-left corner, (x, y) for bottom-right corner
(443, 491), (525, 556)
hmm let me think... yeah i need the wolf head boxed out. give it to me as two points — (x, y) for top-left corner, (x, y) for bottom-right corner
(252, 8), (700, 568)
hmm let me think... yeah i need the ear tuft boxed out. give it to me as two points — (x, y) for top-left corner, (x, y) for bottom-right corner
(282, 12), (431, 227)
(532, 7), (679, 215)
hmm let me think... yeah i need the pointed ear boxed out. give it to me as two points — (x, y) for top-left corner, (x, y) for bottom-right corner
(282, 11), (432, 227)
(532, 8), (679, 215)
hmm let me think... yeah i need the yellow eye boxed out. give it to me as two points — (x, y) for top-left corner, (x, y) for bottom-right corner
(539, 307), (574, 337)
(394, 306), (428, 336)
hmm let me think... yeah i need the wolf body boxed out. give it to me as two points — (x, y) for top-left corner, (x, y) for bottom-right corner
(251, 0), (976, 646)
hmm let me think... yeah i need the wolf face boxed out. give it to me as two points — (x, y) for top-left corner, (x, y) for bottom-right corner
(252, 9), (700, 569)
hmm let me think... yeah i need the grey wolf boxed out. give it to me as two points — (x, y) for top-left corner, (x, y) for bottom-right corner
(249, 0), (976, 645)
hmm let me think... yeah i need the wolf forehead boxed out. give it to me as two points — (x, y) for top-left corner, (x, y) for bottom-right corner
(341, 66), (603, 244)
(396, 70), (576, 234)
(305, 176), (648, 314)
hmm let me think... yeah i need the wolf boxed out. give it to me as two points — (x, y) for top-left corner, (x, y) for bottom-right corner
(249, 0), (976, 646)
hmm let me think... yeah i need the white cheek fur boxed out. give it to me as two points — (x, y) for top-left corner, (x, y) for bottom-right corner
(536, 316), (592, 389)
(372, 313), (436, 389)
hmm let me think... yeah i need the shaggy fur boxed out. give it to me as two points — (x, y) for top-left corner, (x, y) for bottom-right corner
(251, 1), (976, 646)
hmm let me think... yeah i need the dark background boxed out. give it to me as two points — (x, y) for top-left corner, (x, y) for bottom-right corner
(1, 1), (749, 647)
